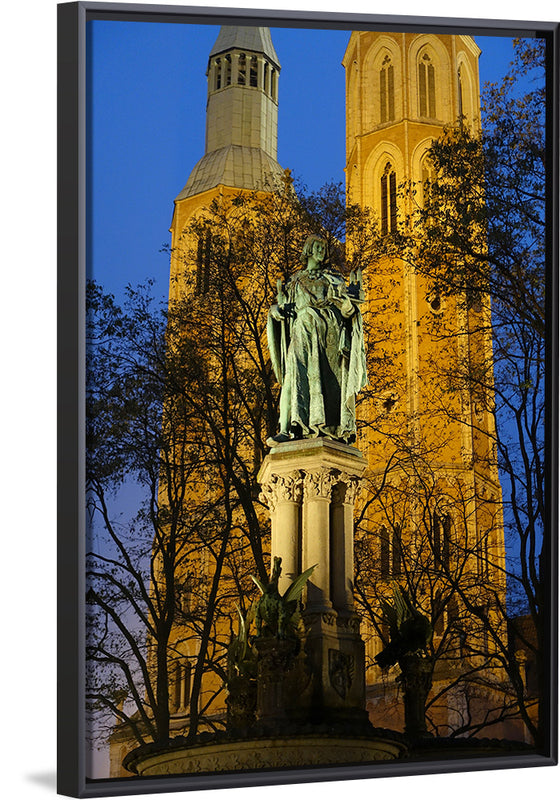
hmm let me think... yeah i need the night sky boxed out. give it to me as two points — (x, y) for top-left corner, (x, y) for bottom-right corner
(87, 20), (518, 301)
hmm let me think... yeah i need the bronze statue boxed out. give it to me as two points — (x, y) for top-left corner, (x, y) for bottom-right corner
(375, 583), (433, 670)
(251, 556), (316, 640)
(227, 605), (257, 680)
(267, 235), (367, 445)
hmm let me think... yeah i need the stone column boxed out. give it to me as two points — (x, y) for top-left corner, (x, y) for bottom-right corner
(258, 439), (366, 603)
(259, 471), (302, 595)
(257, 439), (368, 726)
(208, 59), (218, 93)
(230, 52), (239, 85)
(302, 468), (338, 612)
(331, 475), (360, 614)
(257, 56), (266, 91)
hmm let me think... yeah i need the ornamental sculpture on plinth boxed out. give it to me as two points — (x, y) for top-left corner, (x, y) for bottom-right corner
(257, 234), (370, 729)
(266, 234), (367, 446)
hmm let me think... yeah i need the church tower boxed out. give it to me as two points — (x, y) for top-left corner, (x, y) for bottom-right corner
(343, 32), (509, 735)
(158, 25), (285, 746)
(111, 32), (287, 778)
(169, 26), (284, 300)
(344, 32), (482, 209)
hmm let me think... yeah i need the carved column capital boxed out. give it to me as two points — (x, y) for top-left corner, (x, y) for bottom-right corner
(303, 468), (338, 501)
(259, 470), (303, 512)
(332, 474), (361, 506)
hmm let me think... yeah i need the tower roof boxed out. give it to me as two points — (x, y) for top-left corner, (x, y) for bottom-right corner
(175, 25), (283, 201)
(208, 26), (280, 69)
(175, 145), (285, 200)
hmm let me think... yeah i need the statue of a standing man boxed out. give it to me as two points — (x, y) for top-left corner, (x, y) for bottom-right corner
(267, 235), (367, 446)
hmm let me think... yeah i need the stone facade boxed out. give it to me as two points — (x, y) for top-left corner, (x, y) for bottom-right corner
(343, 31), (510, 737)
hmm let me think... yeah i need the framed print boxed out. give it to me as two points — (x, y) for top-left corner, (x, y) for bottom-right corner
(58, 2), (559, 796)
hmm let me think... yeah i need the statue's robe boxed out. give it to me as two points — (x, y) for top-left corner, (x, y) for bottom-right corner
(267, 268), (367, 443)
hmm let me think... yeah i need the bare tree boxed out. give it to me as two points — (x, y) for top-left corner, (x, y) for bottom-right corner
(357, 38), (547, 744)
(85, 180), (381, 754)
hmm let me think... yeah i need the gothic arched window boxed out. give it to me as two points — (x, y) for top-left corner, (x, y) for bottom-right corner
(457, 66), (464, 120)
(379, 524), (402, 577)
(173, 661), (191, 711)
(238, 53), (246, 85)
(421, 160), (433, 195)
(418, 51), (436, 118)
(477, 527), (489, 581)
(433, 590), (445, 636)
(215, 58), (222, 90)
(224, 54), (232, 86)
(250, 55), (258, 87)
(420, 155), (435, 212)
(381, 162), (397, 235)
(391, 525), (402, 577)
(379, 526), (390, 577)
(380, 54), (395, 123)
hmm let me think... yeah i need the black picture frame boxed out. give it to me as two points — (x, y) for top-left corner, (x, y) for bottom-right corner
(58, 3), (559, 797)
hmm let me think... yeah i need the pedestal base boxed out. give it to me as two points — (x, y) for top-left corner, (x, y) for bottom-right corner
(303, 611), (367, 727)
(258, 438), (367, 726)
(124, 732), (407, 776)
(253, 637), (312, 731)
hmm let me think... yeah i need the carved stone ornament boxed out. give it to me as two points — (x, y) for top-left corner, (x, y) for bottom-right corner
(254, 637), (299, 677)
(303, 610), (337, 628)
(259, 470), (303, 512)
(132, 736), (403, 775)
(331, 473), (361, 506)
(337, 613), (361, 633)
(303, 468), (338, 501)
(322, 611), (338, 626)
(329, 649), (355, 699)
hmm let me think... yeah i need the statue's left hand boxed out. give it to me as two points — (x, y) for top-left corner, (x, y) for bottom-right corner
(340, 296), (354, 317)
(277, 278), (287, 307)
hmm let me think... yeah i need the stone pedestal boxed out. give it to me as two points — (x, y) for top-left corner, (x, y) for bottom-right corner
(254, 637), (299, 728)
(124, 733), (407, 776)
(258, 438), (367, 725)
(225, 676), (257, 736)
(398, 654), (433, 739)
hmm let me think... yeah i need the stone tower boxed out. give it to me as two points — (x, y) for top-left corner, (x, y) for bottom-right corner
(168, 25), (284, 300)
(343, 32), (508, 735)
(344, 32), (482, 209)
(161, 23), (288, 743)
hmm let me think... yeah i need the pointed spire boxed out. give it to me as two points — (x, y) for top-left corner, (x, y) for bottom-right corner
(176, 26), (284, 200)
(208, 26), (280, 69)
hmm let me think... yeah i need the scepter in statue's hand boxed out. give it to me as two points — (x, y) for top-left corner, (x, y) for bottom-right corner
(276, 277), (294, 318)
(276, 278), (285, 307)
(348, 268), (365, 302)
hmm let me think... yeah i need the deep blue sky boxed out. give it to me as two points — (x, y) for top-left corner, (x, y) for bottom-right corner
(87, 21), (519, 301)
